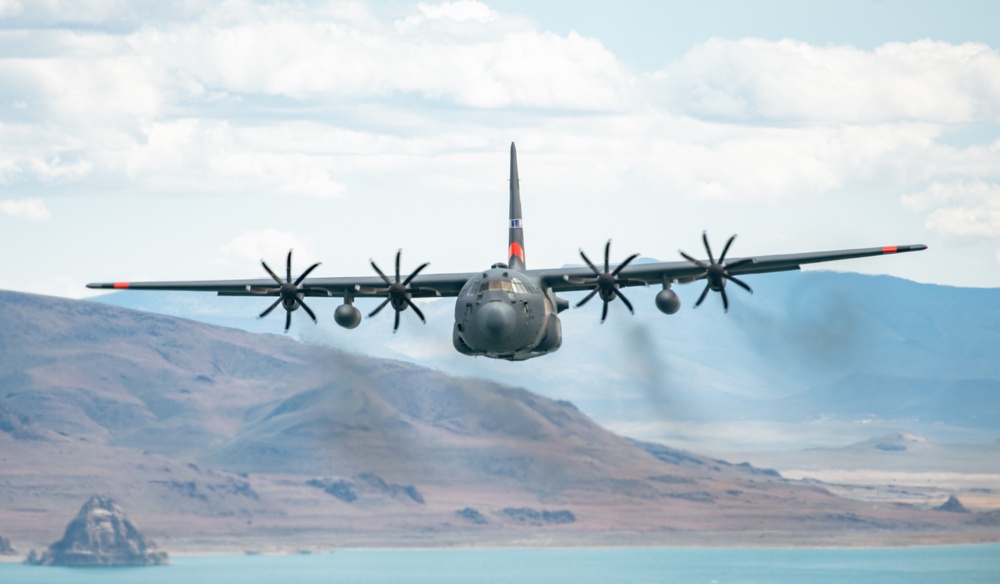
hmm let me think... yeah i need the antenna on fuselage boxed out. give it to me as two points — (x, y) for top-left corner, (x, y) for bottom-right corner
(508, 142), (525, 271)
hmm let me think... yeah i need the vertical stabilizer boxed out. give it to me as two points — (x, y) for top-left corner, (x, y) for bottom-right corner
(508, 142), (526, 270)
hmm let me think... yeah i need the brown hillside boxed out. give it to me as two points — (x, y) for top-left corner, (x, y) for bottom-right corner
(0, 290), (993, 551)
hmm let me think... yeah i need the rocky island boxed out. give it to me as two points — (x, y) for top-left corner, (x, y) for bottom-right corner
(0, 534), (16, 556)
(26, 494), (168, 566)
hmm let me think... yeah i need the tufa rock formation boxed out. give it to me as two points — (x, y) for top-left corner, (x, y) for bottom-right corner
(935, 495), (970, 513)
(0, 534), (16, 555)
(27, 494), (168, 566)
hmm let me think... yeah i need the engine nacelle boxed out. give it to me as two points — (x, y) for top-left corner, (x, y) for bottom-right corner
(334, 303), (362, 329)
(655, 288), (681, 315)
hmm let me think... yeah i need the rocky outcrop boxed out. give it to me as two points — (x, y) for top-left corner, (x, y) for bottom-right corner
(307, 473), (424, 505)
(456, 507), (488, 525)
(0, 399), (42, 440)
(501, 507), (576, 526)
(26, 494), (168, 566)
(935, 495), (969, 513)
(0, 534), (16, 555)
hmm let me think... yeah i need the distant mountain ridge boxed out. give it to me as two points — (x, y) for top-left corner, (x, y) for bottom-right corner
(2, 288), (994, 548)
(92, 271), (1000, 448)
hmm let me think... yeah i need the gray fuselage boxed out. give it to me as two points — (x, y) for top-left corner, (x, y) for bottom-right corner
(451, 266), (562, 361)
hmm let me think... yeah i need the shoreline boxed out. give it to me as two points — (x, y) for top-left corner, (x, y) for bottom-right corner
(3, 540), (999, 565)
(91, 529), (1000, 556)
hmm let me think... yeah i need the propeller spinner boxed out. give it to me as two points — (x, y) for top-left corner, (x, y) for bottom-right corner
(567, 240), (645, 323)
(679, 232), (753, 312)
(250, 250), (321, 332)
(358, 249), (438, 333)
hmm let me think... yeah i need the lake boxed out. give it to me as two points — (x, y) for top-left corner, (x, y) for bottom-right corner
(2, 545), (998, 584)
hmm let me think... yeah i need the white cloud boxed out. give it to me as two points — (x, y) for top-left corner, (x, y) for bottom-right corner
(0, 152), (93, 186)
(0, 197), (50, 220)
(27, 274), (84, 299)
(628, 115), (954, 202)
(119, 119), (348, 198)
(126, 3), (631, 110)
(902, 182), (1000, 238)
(0, 0), (22, 18)
(652, 38), (1000, 123)
(0, 0), (204, 27)
(217, 229), (319, 273)
(416, 1), (498, 23)
(0, 2), (997, 210)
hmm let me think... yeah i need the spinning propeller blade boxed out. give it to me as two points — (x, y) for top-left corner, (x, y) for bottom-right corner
(571, 240), (643, 323)
(364, 250), (434, 333)
(680, 232), (753, 313)
(254, 250), (321, 332)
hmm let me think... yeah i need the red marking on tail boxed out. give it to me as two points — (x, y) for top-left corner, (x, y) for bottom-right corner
(113, 282), (130, 289)
(882, 246), (898, 254)
(509, 241), (524, 263)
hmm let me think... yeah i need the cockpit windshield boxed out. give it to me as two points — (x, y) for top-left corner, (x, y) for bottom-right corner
(476, 276), (537, 295)
(462, 273), (540, 297)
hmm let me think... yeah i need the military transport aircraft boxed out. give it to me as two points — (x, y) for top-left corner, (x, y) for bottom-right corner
(88, 143), (926, 361)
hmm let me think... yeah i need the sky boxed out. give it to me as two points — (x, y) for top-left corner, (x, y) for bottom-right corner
(1, 0), (999, 299)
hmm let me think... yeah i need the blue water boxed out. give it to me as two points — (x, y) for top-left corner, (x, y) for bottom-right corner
(2, 545), (998, 584)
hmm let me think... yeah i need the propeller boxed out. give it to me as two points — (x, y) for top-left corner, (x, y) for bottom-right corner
(358, 249), (438, 333)
(250, 250), (321, 332)
(566, 240), (645, 323)
(679, 231), (754, 312)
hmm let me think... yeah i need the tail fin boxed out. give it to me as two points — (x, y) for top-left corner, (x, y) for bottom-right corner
(508, 142), (525, 270)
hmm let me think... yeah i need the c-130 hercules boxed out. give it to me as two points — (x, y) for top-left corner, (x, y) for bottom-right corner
(89, 143), (926, 361)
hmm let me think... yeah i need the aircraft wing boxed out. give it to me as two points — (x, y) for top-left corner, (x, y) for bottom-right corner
(532, 243), (929, 293)
(88, 244), (927, 297)
(87, 271), (478, 298)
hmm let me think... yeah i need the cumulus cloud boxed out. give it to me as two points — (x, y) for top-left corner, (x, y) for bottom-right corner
(1, 1), (998, 210)
(0, 0), (205, 28)
(120, 119), (348, 198)
(216, 228), (318, 270)
(0, 0), (21, 18)
(0, 1), (632, 200)
(0, 197), (50, 220)
(410, 1), (499, 24)
(902, 182), (1000, 239)
(126, 3), (630, 110)
(652, 38), (1000, 124)
(638, 119), (951, 201)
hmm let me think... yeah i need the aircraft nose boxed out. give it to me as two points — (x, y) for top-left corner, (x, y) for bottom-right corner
(476, 300), (516, 341)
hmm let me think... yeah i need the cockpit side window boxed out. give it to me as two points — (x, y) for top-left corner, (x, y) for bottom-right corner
(460, 276), (482, 296)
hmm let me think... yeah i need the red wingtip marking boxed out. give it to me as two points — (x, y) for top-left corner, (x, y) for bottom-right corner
(113, 282), (130, 289)
(882, 246), (898, 254)
(508, 241), (525, 262)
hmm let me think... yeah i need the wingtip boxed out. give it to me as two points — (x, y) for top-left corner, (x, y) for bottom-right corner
(883, 244), (928, 254)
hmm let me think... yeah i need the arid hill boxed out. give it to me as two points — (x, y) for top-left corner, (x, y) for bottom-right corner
(0, 289), (995, 551)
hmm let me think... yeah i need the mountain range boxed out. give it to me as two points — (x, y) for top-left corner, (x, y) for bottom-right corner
(2, 287), (997, 551)
(94, 270), (1000, 451)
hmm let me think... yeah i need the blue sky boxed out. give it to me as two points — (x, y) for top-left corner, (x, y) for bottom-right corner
(1, 0), (998, 298)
